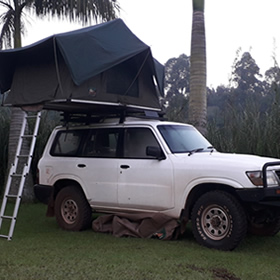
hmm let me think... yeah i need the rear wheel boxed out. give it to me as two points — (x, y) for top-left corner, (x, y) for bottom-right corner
(55, 186), (92, 231)
(191, 191), (247, 251)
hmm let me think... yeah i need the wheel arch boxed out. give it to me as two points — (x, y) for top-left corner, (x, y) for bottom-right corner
(53, 179), (85, 199)
(46, 179), (87, 217)
(183, 183), (242, 220)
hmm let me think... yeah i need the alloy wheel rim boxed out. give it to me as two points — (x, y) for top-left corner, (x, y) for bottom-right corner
(61, 198), (78, 224)
(201, 205), (230, 240)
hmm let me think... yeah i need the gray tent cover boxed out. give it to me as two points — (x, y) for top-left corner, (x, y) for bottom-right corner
(0, 19), (164, 113)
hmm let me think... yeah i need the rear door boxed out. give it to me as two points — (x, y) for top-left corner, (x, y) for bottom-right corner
(78, 128), (121, 207)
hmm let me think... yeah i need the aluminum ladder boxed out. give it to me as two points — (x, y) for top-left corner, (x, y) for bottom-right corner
(0, 111), (41, 240)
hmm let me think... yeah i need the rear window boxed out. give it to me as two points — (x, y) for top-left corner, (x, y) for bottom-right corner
(50, 128), (121, 158)
(50, 130), (86, 156)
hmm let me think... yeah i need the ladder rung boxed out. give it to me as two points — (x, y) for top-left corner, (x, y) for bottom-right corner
(17, 155), (31, 158)
(21, 134), (37, 138)
(10, 174), (28, 179)
(21, 135), (36, 138)
(1, 215), (14, 220)
(11, 174), (24, 178)
(6, 194), (21, 199)
(25, 114), (38, 119)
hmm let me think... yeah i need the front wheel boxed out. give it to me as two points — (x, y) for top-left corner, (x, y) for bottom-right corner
(191, 191), (247, 251)
(55, 186), (92, 231)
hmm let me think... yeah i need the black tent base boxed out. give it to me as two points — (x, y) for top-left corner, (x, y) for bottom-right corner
(55, 99), (165, 125)
(15, 99), (165, 125)
(44, 98), (161, 113)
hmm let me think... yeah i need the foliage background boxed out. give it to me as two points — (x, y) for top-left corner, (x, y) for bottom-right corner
(165, 51), (280, 158)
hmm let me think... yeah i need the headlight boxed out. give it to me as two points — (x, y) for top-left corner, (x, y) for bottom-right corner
(246, 171), (279, 187)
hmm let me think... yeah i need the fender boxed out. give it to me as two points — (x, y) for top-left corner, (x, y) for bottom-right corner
(49, 173), (89, 198)
(179, 176), (246, 210)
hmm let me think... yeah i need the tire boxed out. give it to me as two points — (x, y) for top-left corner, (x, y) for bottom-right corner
(248, 216), (280, 236)
(55, 186), (92, 231)
(191, 191), (247, 251)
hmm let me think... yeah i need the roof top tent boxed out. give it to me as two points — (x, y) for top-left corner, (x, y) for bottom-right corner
(0, 19), (165, 118)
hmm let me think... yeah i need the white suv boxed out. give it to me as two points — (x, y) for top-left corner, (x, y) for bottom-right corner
(35, 117), (280, 250)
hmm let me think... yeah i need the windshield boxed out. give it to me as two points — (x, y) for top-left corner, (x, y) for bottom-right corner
(158, 125), (212, 153)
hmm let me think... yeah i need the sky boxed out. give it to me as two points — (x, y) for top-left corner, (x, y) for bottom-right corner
(20, 0), (280, 88)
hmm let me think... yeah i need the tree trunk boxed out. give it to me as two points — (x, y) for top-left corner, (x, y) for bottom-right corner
(7, 3), (34, 201)
(189, 0), (207, 135)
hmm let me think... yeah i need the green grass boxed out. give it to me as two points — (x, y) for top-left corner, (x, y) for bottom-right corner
(0, 204), (280, 280)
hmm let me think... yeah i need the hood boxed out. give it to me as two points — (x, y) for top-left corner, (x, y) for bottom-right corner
(199, 152), (280, 171)
(174, 151), (280, 187)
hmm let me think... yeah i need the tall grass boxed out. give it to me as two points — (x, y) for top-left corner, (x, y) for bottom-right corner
(207, 91), (280, 159)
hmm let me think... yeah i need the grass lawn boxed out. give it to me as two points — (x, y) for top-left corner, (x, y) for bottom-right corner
(0, 203), (279, 280)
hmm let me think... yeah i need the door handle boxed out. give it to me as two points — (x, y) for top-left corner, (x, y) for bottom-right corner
(77, 164), (86, 168)
(120, 165), (130, 169)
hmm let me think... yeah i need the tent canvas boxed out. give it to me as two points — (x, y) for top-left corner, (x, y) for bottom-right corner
(0, 19), (164, 114)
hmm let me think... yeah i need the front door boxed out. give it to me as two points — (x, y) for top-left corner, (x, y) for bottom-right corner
(118, 127), (174, 211)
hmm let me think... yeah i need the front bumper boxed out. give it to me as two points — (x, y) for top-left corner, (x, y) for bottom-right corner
(237, 161), (280, 207)
(236, 187), (280, 207)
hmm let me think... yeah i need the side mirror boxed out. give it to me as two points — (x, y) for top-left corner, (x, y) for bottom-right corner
(146, 146), (165, 160)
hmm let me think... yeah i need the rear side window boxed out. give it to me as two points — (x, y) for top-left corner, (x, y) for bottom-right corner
(50, 130), (86, 156)
(82, 129), (120, 158)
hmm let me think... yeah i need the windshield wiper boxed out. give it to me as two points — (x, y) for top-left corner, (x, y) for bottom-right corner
(188, 148), (204, 156)
(207, 146), (215, 154)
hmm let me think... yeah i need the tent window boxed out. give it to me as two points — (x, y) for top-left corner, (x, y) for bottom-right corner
(106, 61), (139, 97)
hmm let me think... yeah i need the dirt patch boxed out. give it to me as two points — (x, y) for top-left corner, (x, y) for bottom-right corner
(185, 264), (205, 273)
(211, 268), (241, 280)
(185, 264), (241, 280)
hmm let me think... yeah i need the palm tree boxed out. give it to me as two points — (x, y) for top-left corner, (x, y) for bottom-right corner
(188, 0), (207, 135)
(0, 0), (119, 201)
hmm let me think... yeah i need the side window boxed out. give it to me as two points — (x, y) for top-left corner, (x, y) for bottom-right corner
(124, 127), (160, 158)
(82, 129), (120, 158)
(51, 130), (85, 156)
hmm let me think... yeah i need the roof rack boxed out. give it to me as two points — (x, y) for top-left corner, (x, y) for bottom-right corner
(61, 107), (165, 126)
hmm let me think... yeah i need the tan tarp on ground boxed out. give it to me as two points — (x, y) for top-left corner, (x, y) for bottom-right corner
(92, 213), (180, 240)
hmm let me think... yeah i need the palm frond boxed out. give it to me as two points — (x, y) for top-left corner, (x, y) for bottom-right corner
(0, 0), (120, 48)
(0, 0), (13, 10)
(0, 8), (14, 49)
(33, 0), (120, 24)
